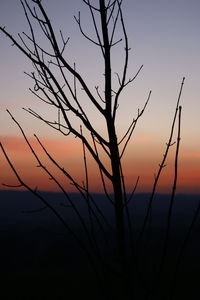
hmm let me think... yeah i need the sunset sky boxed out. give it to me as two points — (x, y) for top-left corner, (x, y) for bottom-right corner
(0, 0), (200, 194)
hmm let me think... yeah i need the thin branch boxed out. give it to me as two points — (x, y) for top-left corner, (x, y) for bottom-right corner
(137, 77), (185, 244)
(80, 126), (103, 258)
(17, 33), (36, 57)
(21, 31), (57, 57)
(81, 126), (90, 193)
(109, 0), (121, 46)
(59, 30), (70, 55)
(95, 86), (105, 103)
(127, 176), (140, 204)
(157, 105), (182, 287)
(120, 162), (134, 255)
(87, 0), (105, 55)
(112, 0), (134, 120)
(107, 0), (117, 25)
(74, 12), (103, 47)
(22, 206), (48, 213)
(28, 87), (58, 106)
(113, 65), (143, 120)
(91, 133), (113, 204)
(83, 0), (100, 12)
(22, 107), (71, 136)
(119, 91), (151, 158)
(2, 183), (23, 188)
(23, 0), (47, 25)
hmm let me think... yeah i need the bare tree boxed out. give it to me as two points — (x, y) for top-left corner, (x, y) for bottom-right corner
(0, 1), (185, 299)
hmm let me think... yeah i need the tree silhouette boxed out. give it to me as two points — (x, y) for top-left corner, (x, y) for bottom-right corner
(0, 1), (186, 299)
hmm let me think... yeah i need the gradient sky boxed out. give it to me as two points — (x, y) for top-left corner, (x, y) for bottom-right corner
(0, 0), (200, 194)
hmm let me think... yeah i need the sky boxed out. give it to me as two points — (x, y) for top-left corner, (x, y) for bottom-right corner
(0, 0), (200, 194)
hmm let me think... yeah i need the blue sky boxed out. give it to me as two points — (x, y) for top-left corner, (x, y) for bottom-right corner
(0, 0), (200, 193)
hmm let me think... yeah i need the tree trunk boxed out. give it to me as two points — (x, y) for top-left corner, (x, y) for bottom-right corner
(99, 1), (132, 296)
(107, 119), (133, 299)
(99, 0), (126, 270)
(108, 120), (125, 260)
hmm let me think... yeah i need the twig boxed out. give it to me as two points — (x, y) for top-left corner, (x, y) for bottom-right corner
(156, 105), (182, 291)
(137, 78), (185, 245)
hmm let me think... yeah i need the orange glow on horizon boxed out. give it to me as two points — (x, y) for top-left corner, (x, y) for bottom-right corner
(1, 135), (200, 194)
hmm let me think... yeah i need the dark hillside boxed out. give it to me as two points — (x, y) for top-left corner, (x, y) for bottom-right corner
(0, 191), (199, 299)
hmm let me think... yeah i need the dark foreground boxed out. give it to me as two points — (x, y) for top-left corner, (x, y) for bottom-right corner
(0, 191), (199, 299)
